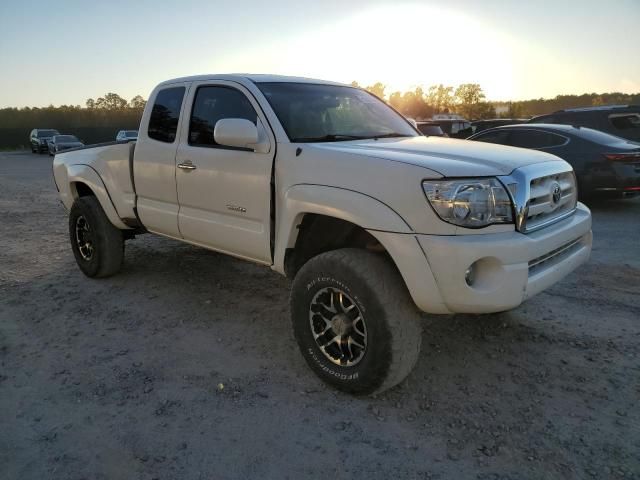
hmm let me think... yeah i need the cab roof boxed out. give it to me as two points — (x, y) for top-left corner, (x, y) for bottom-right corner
(157, 74), (348, 87)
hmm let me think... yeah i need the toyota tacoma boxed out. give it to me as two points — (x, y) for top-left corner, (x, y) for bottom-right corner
(53, 75), (592, 394)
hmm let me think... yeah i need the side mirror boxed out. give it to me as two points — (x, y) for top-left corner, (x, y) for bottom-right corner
(214, 118), (258, 150)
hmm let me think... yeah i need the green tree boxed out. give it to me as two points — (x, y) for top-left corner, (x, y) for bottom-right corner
(454, 83), (486, 119)
(388, 91), (403, 110)
(95, 92), (127, 110)
(129, 95), (146, 109)
(426, 84), (454, 113)
(365, 82), (386, 100)
(86, 98), (95, 109)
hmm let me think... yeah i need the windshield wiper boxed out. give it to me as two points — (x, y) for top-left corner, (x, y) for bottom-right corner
(291, 134), (368, 143)
(368, 133), (412, 139)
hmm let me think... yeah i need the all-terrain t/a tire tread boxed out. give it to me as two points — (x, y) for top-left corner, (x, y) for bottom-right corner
(69, 196), (124, 278)
(332, 249), (422, 394)
(291, 248), (422, 395)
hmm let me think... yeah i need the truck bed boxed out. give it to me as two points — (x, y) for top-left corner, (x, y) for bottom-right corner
(53, 141), (138, 227)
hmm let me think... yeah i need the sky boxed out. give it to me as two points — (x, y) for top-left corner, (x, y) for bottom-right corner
(0, 0), (638, 108)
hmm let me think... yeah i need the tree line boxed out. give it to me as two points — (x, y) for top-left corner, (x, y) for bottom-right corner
(355, 81), (640, 120)
(1, 86), (639, 134)
(0, 93), (146, 130)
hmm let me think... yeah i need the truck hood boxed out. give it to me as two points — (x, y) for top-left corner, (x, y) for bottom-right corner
(312, 136), (562, 177)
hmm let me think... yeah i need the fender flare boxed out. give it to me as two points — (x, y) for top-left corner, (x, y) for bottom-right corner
(273, 184), (413, 274)
(67, 164), (130, 230)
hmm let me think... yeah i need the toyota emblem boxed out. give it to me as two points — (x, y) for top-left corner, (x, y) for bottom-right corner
(551, 182), (562, 205)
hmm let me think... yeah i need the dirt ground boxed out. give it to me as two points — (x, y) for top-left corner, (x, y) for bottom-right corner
(1, 150), (638, 480)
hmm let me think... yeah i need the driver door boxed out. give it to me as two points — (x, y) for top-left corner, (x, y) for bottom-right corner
(175, 81), (274, 264)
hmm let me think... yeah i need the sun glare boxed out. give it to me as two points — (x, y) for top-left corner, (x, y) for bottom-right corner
(216, 4), (517, 100)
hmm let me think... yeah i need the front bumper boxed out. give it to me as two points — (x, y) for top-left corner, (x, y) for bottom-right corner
(416, 203), (592, 313)
(372, 203), (592, 315)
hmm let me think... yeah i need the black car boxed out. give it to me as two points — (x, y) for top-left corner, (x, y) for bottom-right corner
(471, 118), (528, 135)
(529, 105), (640, 141)
(30, 128), (60, 153)
(430, 118), (472, 138)
(416, 121), (447, 137)
(468, 124), (640, 198)
(48, 135), (84, 155)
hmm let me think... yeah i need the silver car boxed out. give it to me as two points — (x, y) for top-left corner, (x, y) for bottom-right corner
(48, 135), (84, 156)
(116, 130), (138, 141)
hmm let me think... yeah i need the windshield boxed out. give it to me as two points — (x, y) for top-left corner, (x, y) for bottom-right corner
(37, 130), (58, 137)
(256, 82), (418, 142)
(125, 130), (138, 137)
(55, 135), (79, 142)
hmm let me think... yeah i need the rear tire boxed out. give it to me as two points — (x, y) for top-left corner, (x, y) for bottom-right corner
(69, 196), (124, 278)
(290, 248), (422, 395)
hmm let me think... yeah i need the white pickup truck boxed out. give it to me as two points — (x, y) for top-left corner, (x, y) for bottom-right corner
(53, 74), (592, 394)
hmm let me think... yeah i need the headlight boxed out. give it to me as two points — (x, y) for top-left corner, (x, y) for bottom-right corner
(423, 178), (513, 228)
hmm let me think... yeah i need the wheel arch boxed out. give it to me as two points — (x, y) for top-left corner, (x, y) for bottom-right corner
(274, 184), (449, 314)
(66, 165), (129, 230)
(274, 184), (414, 275)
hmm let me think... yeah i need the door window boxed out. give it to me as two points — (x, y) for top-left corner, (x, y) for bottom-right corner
(188, 86), (257, 147)
(148, 87), (186, 143)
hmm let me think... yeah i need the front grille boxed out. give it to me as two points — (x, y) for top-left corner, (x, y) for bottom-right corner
(524, 171), (577, 232)
(528, 237), (583, 275)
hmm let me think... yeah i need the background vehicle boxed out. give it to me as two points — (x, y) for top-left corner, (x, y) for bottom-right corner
(416, 121), (447, 137)
(468, 124), (640, 197)
(52, 74), (592, 395)
(471, 118), (528, 135)
(116, 130), (138, 141)
(427, 114), (472, 138)
(30, 128), (60, 153)
(529, 105), (640, 141)
(48, 135), (84, 155)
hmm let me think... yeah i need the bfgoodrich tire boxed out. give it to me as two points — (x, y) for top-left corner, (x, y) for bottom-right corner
(290, 248), (422, 395)
(69, 196), (124, 278)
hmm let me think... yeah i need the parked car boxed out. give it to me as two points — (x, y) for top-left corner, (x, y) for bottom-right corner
(30, 129), (60, 153)
(529, 105), (640, 141)
(116, 130), (138, 141)
(427, 114), (472, 138)
(468, 124), (640, 197)
(471, 118), (528, 135)
(48, 135), (84, 156)
(416, 121), (447, 137)
(53, 74), (592, 395)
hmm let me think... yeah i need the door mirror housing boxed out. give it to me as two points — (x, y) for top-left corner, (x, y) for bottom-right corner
(214, 118), (259, 150)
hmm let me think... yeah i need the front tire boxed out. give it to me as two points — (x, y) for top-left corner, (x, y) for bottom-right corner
(69, 196), (124, 278)
(290, 248), (422, 395)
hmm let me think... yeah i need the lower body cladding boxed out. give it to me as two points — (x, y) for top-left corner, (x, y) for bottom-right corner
(372, 203), (592, 315)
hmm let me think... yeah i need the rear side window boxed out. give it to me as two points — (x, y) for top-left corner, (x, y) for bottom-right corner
(609, 113), (640, 130)
(148, 87), (185, 143)
(508, 130), (567, 148)
(189, 86), (257, 147)
(576, 127), (635, 147)
(472, 130), (511, 145)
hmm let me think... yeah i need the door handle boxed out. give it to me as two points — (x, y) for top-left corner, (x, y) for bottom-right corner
(177, 160), (197, 171)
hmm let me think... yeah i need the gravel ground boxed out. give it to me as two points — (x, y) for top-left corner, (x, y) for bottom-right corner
(1, 151), (639, 480)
